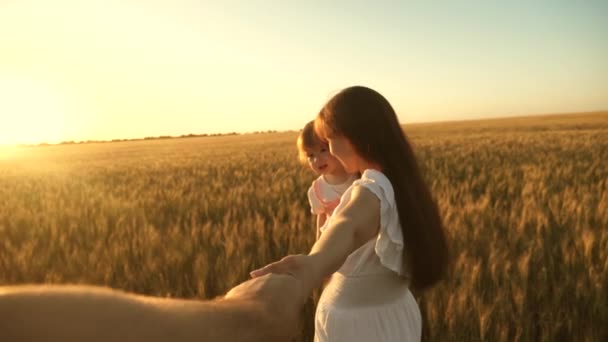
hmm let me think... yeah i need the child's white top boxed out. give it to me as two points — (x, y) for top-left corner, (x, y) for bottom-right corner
(314, 169), (422, 342)
(307, 174), (358, 216)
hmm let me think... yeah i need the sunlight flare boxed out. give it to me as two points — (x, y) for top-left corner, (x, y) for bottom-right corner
(0, 76), (73, 145)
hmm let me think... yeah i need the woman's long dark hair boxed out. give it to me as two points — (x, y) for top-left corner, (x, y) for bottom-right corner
(315, 86), (448, 291)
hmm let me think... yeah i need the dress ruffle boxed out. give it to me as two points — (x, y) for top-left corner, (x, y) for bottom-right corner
(353, 170), (405, 276)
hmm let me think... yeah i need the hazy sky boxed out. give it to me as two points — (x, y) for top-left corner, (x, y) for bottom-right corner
(1, 0), (607, 145)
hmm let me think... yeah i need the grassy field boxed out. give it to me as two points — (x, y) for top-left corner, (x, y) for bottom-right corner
(1, 112), (607, 341)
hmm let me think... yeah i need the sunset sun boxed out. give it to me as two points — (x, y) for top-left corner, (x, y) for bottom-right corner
(0, 76), (73, 146)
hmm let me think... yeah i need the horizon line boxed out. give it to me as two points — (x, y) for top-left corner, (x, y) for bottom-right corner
(3, 110), (607, 148)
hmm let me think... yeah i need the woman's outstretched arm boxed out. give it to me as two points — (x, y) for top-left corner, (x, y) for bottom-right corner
(251, 186), (380, 289)
(309, 186), (380, 275)
(0, 274), (302, 342)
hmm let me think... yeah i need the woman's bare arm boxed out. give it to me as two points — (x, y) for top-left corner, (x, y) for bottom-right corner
(308, 186), (380, 277)
(251, 186), (380, 289)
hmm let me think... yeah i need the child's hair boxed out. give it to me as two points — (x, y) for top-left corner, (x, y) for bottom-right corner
(314, 86), (448, 292)
(296, 120), (325, 164)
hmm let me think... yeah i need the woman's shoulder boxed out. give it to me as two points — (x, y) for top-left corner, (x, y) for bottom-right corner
(360, 169), (390, 184)
(351, 169), (394, 203)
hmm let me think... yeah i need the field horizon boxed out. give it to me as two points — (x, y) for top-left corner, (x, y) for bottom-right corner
(3, 110), (606, 149)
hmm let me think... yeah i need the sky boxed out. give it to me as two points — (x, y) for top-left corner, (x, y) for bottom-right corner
(1, 0), (607, 145)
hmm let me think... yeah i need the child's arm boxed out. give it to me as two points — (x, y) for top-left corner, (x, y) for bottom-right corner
(316, 212), (331, 288)
(315, 213), (327, 241)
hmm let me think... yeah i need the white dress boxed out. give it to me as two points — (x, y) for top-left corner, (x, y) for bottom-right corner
(314, 169), (422, 342)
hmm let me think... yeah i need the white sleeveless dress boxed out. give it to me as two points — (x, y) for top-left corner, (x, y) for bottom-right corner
(314, 169), (422, 342)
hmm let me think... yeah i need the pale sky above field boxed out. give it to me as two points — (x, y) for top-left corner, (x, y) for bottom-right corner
(0, 0), (607, 145)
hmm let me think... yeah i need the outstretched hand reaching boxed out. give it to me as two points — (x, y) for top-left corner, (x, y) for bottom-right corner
(250, 254), (323, 305)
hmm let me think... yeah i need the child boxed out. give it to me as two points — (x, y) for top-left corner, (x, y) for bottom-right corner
(297, 121), (358, 240)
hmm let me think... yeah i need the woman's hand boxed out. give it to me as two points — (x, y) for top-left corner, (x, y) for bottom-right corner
(225, 273), (303, 308)
(249, 185), (382, 306)
(249, 255), (322, 305)
(224, 273), (303, 340)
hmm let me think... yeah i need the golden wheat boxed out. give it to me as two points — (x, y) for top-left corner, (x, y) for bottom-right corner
(1, 113), (606, 341)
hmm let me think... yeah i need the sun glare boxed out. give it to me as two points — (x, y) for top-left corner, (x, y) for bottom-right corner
(0, 145), (25, 160)
(0, 76), (72, 146)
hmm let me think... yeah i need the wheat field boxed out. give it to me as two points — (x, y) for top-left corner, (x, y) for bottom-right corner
(1, 112), (606, 341)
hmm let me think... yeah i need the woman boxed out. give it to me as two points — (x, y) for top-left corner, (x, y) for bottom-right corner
(252, 86), (449, 341)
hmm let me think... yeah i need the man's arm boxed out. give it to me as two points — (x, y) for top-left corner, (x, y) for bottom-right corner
(0, 274), (301, 342)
